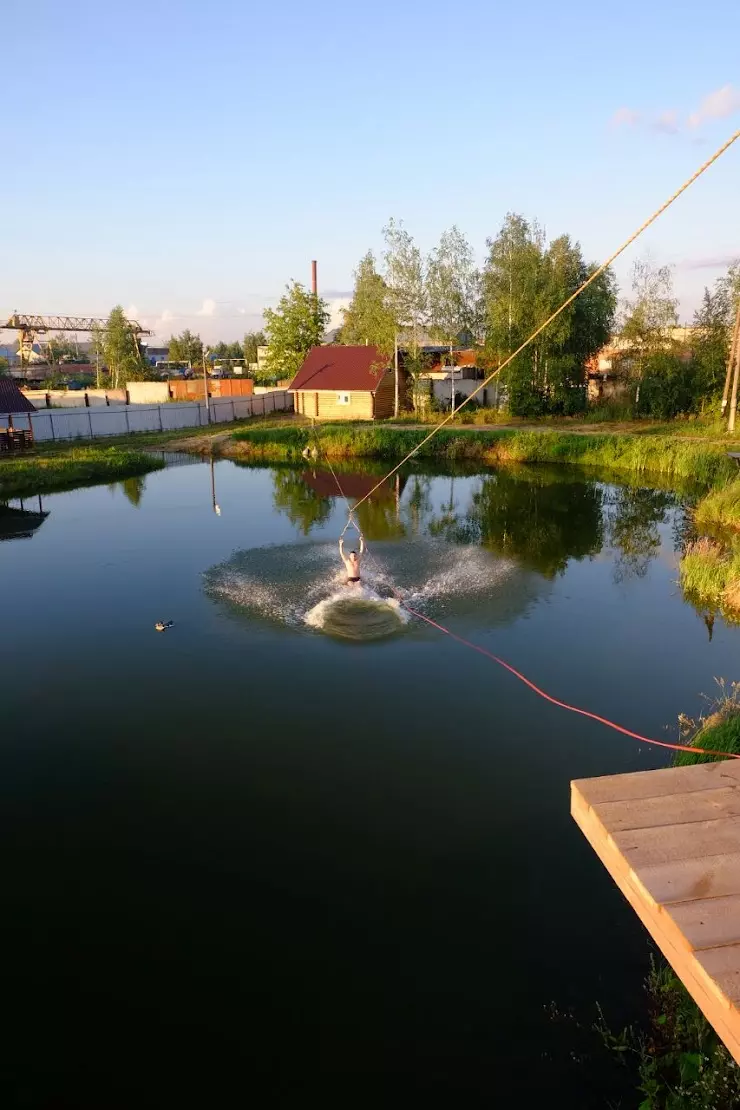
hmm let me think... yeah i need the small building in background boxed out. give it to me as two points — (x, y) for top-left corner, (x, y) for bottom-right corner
(142, 345), (169, 367)
(586, 327), (698, 404)
(290, 346), (404, 420)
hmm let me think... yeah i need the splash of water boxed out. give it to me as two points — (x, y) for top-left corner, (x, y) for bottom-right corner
(203, 539), (522, 640)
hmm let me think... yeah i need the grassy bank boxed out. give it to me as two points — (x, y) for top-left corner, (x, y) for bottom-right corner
(673, 681), (740, 765)
(230, 424), (737, 485)
(692, 476), (740, 529)
(679, 537), (740, 614)
(0, 445), (165, 498)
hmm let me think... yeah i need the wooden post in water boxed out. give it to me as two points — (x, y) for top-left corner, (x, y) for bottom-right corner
(722, 302), (740, 420)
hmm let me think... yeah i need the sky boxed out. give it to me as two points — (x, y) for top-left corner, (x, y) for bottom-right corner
(1, 0), (739, 344)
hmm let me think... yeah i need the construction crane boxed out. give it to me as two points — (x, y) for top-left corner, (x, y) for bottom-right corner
(1, 313), (151, 365)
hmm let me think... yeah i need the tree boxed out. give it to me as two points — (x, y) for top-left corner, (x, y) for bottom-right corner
(538, 236), (616, 414)
(46, 338), (80, 364)
(0, 356), (9, 376)
(383, 218), (427, 354)
(263, 282), (329, 380)
(104, 305), (147, 388)
(482, 214), (615, 415)
(243, 330), (266, 366)
(168, 329), (203, 367)
(341, 250), (397, 356)
(482, 214), (545, 414)
(382, 219), (429, 406)
(692, 285), (734, 404)
(427, 226), (481, 347)
(620, 258), (678, 389)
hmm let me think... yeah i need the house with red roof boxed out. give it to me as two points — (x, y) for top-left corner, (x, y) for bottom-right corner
(289, 346), (405, 420)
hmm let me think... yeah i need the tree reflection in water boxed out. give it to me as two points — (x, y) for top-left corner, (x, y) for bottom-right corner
(604, 485), (675, 582)
(271, 461), (686, 585)
(272, 469), (333, 535)
(430, 467), (604, 578)
(273, 467), (407, 540)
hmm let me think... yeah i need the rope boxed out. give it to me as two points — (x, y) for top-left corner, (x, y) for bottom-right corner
(401, 603), (740, 761)
(347, 127), (740, 515)
(316, 447), (739, 761)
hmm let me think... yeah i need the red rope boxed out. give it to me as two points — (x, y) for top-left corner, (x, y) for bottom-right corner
(315, 442), (738, 765)
(402, 603), (740, 762)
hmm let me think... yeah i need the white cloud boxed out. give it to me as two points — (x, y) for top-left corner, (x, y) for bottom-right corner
(688, 84), (740, 128)
(125, 303), (139, 320)
(327, 296), (350, 330)
(653, 109), (679, 135)
(610, 107), (640, 128)
(196, 298), (217, 317)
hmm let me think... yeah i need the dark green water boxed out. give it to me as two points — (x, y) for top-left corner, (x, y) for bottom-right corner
(1, 458), (734, 1106)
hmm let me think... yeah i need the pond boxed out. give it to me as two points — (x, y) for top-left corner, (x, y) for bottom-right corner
(2, 456), (736, 1106)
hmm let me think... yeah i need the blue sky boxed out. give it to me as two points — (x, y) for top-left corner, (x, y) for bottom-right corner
(2, 0), (739, 342)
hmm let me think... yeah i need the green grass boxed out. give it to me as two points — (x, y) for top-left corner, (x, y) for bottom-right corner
(693, 477), (740, 529)
(674, 712), (740, 765)
(231, 423), (737, 484)
(672, 682), (740, 766)
(679, 538), (740, 603)
(0, 445), (165, 498)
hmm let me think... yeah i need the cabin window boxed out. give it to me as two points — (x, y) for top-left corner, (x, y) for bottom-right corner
(337, 393), (350, 405)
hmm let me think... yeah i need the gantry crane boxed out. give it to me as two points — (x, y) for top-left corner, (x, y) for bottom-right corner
(1, 313), (151, 365)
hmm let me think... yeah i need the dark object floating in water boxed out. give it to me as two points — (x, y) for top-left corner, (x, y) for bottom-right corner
(154, 620), (174, 632)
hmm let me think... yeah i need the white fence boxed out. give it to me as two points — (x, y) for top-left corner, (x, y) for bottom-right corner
(1, 391), (292, 443)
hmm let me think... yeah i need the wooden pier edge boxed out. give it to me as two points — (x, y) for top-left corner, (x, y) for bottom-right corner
(571, 767), (740, 1064)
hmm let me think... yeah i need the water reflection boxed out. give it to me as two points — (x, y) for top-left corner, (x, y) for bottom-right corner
(431, 468), (604, 577)
(0, 499), (49, 541)
(270, 462), (689, 586)
(604, 486), (674, 582)
(275, 467), (407, 539)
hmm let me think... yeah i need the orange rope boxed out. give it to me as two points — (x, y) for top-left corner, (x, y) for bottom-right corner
(347, 127), (740, 514)
(402, 603), (740, 761)
(322, 463), (738, 761)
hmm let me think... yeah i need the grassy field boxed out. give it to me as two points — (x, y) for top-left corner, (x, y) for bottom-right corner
(230, 423), (737, 485)
(0, 445), (165, 498)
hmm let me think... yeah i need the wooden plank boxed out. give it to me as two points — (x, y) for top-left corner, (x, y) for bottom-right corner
(613, 815), (740, 869)
(638, 853), (740, 905)
(698, 945), (740, 1005)
(572, 778), (740, 1064)
(573, 761), (740, 806)
(596, 786), (740, 834)
(667, 894), (740, 952)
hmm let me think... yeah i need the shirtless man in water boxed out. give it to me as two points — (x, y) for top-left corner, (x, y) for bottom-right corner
(339, 534), (365, 584)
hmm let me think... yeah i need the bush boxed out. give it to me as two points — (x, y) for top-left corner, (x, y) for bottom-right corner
(638, 353), (697, 419)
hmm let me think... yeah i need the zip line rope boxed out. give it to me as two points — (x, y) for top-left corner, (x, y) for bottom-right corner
(347, 127), (740, 515)
(309, 132), (740, 762)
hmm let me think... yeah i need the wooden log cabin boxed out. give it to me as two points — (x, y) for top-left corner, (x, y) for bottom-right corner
(290, 346), (403, 421)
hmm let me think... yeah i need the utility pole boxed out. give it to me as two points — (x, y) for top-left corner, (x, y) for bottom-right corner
(722, 302), (740, 420)
(728, 320), (740, 433)
(394, 334), (399, 418)
(450, 342), (455, 415)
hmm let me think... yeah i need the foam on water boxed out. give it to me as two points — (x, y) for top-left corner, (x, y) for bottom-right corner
(204, 539), (520, 640)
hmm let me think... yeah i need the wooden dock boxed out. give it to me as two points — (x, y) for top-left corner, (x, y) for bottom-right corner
(572, 761), (740, 1063)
